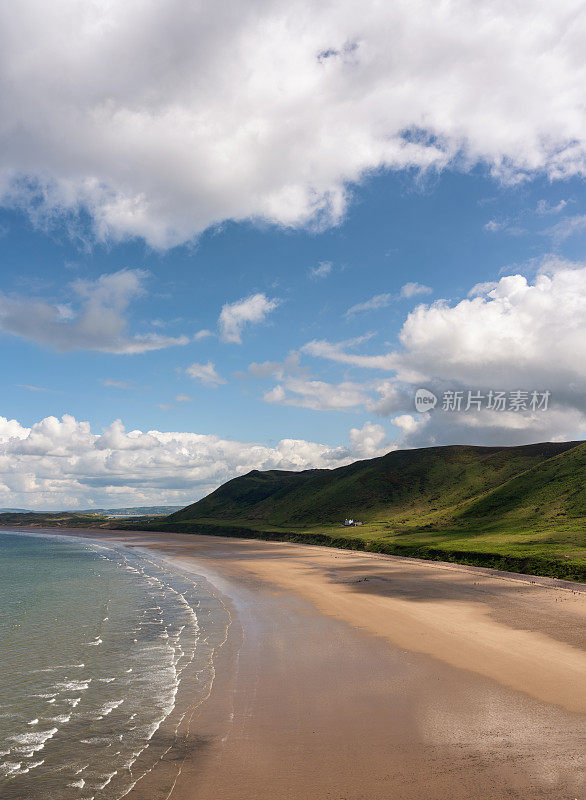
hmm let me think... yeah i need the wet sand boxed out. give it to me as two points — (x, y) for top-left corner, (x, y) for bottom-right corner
(50, 530), (586, 799)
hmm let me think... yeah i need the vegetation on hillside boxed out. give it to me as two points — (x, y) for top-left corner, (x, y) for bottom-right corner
(149, 441), (586, 581)
(170, 441), (583, 530)
(2, 441), (585, 581)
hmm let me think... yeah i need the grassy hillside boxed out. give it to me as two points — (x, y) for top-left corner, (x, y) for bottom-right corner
(456, 444), (586, 527)
(170, 441), (583, 529)
(154, 441), (586, 581)
(3, 441), (585, 581)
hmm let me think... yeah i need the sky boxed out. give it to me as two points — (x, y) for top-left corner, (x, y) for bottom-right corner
(1, 0), (586, 510)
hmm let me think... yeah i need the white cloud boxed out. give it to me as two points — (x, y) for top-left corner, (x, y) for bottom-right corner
(1, 2), (586, 247)
(17, 384), (52, 393)
(218, 293), (279, 344)
(395, 262), (586, 391)
(391, 406), (586, 449)
(261, 366), (411, 416)
(390, 413), (423, 437)
(306, 261), (586, 390)
(400, 282), (432, 299)
(367, 381), (411, 416)
(536, 199), (569, 215)
(302, 335), (398, 371)
(0, 269), (188, 354)
(309, 261), (333, 279)
(264, 376), (370, 411)
(175, 393), (194, 402)
(346, 293), (392, 316)
(467, 281), (498, 298)
(345, 284), (432, 316)
(547, 214), (586, 243)
(102, 379), (132, 389)
(483, 218), (527, 236)
(246, 351), (305, 380)
(348, 421), (391, 459)
(194, 329), (213, 341)
(299, 260), (586, 445)
(0, 413), (360, 509)
(186, 361), (226, 388)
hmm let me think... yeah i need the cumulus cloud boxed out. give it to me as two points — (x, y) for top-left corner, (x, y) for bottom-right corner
(263, 372), (411, 416)
(264, 376), (371, 411)
(1, 2), (586, 246)
(391, 405), (586, 449)
(390, 414), (422, 438)
(306, 261), (586, 389)
(0, 269), (188, 354)
(218, 293), (279, 344)
(0, 413), (366, 509)
(186, 361), (226, 387)
(394, 261), (586, 391)
(348, 421), (391, 459)
(367, 381), (412, 416)
(467, 281), (498, 298)
(301, 259), (586, 445)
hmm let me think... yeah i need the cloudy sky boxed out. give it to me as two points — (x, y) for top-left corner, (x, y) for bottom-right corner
(1, 0), (586, 509)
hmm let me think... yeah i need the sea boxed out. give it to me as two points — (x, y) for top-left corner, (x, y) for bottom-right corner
(0, 530), (230, 800)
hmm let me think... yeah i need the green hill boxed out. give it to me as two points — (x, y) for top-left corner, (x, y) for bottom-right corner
(169, 441), (583, 529)
(152, 441), (586, 581)
(3, 441), (584, 581)
(457, 443), (586, 528)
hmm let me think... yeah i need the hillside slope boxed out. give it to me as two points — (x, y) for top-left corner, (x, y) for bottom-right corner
(170, 441), (585, 529)
(4, 442), (584, 580)
(458, 442), (586, 527)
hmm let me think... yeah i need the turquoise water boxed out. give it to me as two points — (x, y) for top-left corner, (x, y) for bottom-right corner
(0, 531), (228, 799)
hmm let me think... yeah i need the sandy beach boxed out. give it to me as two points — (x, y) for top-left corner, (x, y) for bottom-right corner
(49, 529), (585, 799)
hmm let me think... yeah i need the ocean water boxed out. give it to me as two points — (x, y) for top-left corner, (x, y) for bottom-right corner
(0, 531), (230, 800)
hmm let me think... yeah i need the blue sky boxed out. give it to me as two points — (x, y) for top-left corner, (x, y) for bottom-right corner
(1, 1), (585, 508)
(1, 170), (584, 443)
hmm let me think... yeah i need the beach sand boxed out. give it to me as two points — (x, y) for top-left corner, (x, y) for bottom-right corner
(52, 530), (585, 799)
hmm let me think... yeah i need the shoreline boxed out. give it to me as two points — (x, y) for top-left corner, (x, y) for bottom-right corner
(17, 527), (586, 799)
(4, 516), (584, 582)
